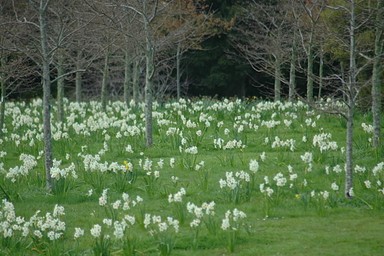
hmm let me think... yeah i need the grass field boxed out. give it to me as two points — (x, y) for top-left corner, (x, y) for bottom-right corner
(0, 98), (383, 255)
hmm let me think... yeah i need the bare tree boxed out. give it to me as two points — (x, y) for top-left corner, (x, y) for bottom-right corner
(233, 0), (293, 101)
(9, 0), (89, 191)
(323, 0), (374, 198)
(37, 0), (54, 191)
(371, 0), (384, 148)
(292, 0), (326, 103)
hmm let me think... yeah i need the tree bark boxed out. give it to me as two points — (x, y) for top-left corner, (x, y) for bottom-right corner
(176, 42), (181, 100)
(307, 31), (314, 103)
(340, 61), (346, 102)
(274, 56), (281, 102)
(345, 0), (356, 198)
(39, 0), (53, 192)
(132, 57), (140, 105)
(318, 48), (324, 99)
(123, 49), (131, 107)
(143, 1), (155, 147)
(56, 48), (65, 123)
(289, 30), (297, 102)
(0, 56), (5, 137)
(372, 0), (384, 148)
(75, 50), (82, 103)
(101, 49), (110, 112)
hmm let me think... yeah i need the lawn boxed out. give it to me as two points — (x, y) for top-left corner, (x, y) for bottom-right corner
(0, 98), (383, 255)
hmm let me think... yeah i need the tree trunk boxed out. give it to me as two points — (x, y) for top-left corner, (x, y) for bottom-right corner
(307, 31), (314, 103)
(289, 30), (297, 102)
(132, 57), (140, 105)
(75, 50), (82, 103)
(56, 48), (65, 123)
(340, 61), (346, 102)
(143, 0), (154, 147)
(101, 49), (110, 112)
(318, 48), (324, 99)
(274, 56), (281, 102)
(123, 49), (131, 107)
(0, 56), (5, 137)
(345, 0), (357, 198)
(39, 0), (53, 192)
(176, 42), (181, 100)
(372, 0), (384, 148)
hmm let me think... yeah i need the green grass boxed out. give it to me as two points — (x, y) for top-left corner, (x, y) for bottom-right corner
(0, 98), (383, 255)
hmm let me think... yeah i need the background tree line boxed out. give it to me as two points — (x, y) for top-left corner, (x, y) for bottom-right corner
(1, 0), (382, 103)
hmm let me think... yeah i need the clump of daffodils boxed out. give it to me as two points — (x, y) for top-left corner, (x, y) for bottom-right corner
(219, 171), (251, 204)
(6, 154), (37, 183)
(221, 208), (248, 253)
(221, 208), (247, 231)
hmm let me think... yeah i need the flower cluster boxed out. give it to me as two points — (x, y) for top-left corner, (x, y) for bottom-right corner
(221, 208), (247, 231)
(29, 204), (66, 241)
(219, 171), (250, 190)
(271, 136), (296, 151)
(249, 159), (259, 173)
(168, 187), (186, 203)
(300, 152), (313, 172)
(219, 171), (251, 203)
(6, 154), (37, 183)
(361, 123), (373, 134)
(50, 159), (77, 180)
(312, 133), (338, 152)
(187, 201), (216, 228)
(143, 214), (180, 234)
(0, 199), (29, 239)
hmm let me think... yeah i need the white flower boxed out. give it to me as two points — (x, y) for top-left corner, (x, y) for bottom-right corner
(320, 191), (329, 200)
(249, 159), (259, 173)
(99, 189), (108, 206)
(158, 222), (168, 232)
(143, 158), (152, 171)
(185, 146), (198, 155)
(219, 179), (227, 188)
(331, 182), (339, 191)
(74, 227), (84, 239)
(260, 152), (266, 161)
(124, 215), (135, 226)
(202, 201), (215, 216)
(112, 200), (121, 209)
(259, 183), (265, 193)
(90, 224), (102, 238)
(53, 205), (65, 217)
(33, 230), (43, 238)
(273, 172), (286, 187)
(300, 152), (313, 164)
(265, 187), (274, 197)
(372, 162), (384, 176)
(113, 221), (125, 239)
(333, 165), (342, 174)
(125, 145), (134, 153)
(190, 218), (201, 228)
(144, 214), (151, 229)
(169, 158), (175, 168)
(87, 189), (93, 197)
(361, 123), (373, 133)
(167, 217), (179, 233)
(364, 180), (371, 189)
(103, 218), (112, 226)
(221, 216), (230, 230)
